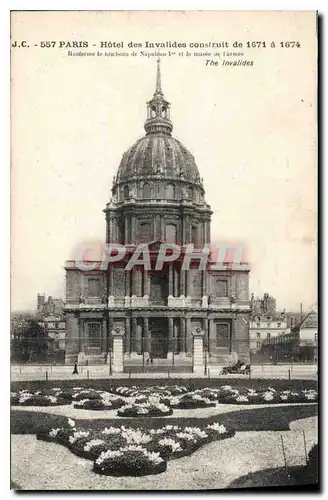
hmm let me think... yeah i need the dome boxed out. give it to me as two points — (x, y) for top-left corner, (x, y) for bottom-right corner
(116, 135), (201, 184)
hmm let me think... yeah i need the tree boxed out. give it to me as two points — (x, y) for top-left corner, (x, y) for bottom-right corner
(11, 319), (49, 362)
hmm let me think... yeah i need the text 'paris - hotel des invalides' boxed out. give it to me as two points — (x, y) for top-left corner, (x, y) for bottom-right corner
(64, 60), (251, 366)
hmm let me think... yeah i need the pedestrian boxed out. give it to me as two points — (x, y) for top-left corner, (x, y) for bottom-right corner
(72, 362), (78, 375)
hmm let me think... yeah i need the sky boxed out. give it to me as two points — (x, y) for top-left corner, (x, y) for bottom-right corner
(11, 11), (317, 313)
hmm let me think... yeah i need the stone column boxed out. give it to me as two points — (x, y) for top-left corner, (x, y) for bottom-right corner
(136, 321), (142, 354)
(180, 317), (186, 353)
(208, 319), (215, 354)
(132, 268), (138, 296)
(125, 270), (131, 297)
(102, 318), (107, 353)
(143, 270), (150, 296)
(168, 317), (174, 357)
(108, 268), (114, 296)
(124, 215), (129, 244)
(125, 318), (131, 353)
(168, 265), (173, 296)
(112, 327), (124, 373)
(174, 267), (179, 297)
(180, 268), (186, 296)
(186, 317), (192, 355)
(186, 270), (192, 297)
(192, 327), (205, 375)
(202, 270), (208, 296)
(131, 216), (136, 245)
(144, 317), (151, 355)
(131, 317), (138, 354)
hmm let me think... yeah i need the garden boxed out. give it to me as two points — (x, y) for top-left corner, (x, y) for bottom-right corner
(11, 378), (318, 488)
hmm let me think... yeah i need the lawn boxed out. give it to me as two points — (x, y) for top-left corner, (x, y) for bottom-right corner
(10, 377), (317, 394)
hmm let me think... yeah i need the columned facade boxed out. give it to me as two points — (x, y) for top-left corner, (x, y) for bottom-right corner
(64, 60), (251, 365)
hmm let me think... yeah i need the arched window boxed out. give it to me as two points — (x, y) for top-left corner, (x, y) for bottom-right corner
(166, 183), (175, 199)
(140, 222), (151, 243)
(143, 183), (151, 199)
(124, 185), (129, 198)
(165, 224), (177, 243)
(188, 186), (194, 199)
(88, 323), (101, 348)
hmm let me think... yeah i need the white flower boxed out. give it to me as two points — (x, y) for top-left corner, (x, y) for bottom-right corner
(236, 395), (249, 403)
(207, 423), (227, 434)
(18, 392), (33, 403)
(305, 393), (316, 400)
(102, 426), (122, 435)
(68, 418), (76, 428)
(69, 430), (90, 444)
(158, 438), (182, 453)
(49, 428), (61, 438)
(46, 395), (57, 403)
(280, 395), (288, 400)
(220, 385), (232, 391)
(96, 449), (122, 464)
(84, 439), (105, 451)
(263, 392), (274, 401)
(121, 429), (152, 445)
(176, 432), (196, 441)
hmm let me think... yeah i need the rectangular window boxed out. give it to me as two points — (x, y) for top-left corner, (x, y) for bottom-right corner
(88, 323), (101, 348)
(215, 279), (228, 297)
(216, 323), (230, 349)
(267, 333), (271, 340)
(88, 278), (100, 297)
(256, 342), (261, 349)
(140, 222), (151, 243)
(257, 332), (261, 338)
(257, 322), (261, 328)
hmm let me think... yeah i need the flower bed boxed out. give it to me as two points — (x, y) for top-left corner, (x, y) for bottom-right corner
(73, 397), (126, 411)
(170, 393), (217, 409)
(216, 386), (318, 405)
(117, 402), (173, 417)
(10, 390), (71, 406)
(37, 418), (235, 476)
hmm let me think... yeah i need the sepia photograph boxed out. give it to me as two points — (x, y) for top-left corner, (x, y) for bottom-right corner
(10, 10), (318, 491)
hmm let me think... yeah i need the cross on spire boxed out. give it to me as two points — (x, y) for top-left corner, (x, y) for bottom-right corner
(155, 58), (163, 96)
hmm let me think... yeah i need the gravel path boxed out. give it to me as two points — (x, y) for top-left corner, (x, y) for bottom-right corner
(11, 416), (317, 490)
(10, 402), (317, 420)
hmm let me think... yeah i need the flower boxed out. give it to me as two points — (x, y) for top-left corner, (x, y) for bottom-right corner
(236, 395), (249, 403)
(84, 439), (105, 451)
(46, 395), (57, 403)
(68, 418), (76, 428)
(263, 392), (274, 401)
(96, 449), (122, 464)
(69, 430), (90, 444)
(207, 423), (227, 434)
(158, 438), (182, 453)
(49, 428), (61, 438)
(121, 429), (152, 445)
(102, 426), (122, 435)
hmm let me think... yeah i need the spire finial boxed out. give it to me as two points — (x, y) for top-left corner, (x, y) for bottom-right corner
(155, 58), (163, 95)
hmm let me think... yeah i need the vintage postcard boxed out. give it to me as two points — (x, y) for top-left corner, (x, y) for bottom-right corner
(10, 10), (318, 490)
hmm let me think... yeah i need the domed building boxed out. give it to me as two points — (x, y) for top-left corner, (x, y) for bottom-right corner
(64, 61), (251, 368)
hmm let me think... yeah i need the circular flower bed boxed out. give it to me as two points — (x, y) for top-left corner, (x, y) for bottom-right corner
(117, 402), (173, 417)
